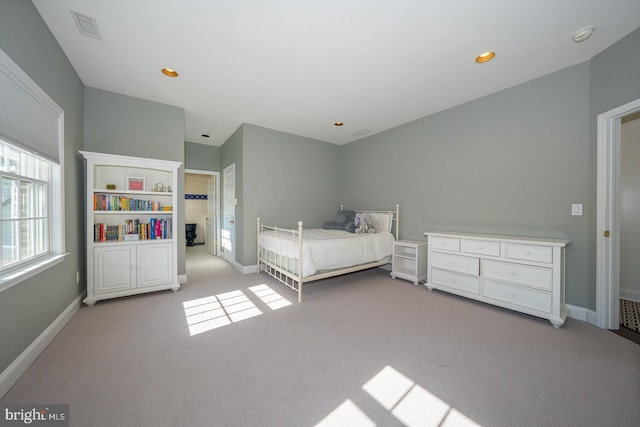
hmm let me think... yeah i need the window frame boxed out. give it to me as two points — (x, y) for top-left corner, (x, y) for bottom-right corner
(0, 49), (67, 292)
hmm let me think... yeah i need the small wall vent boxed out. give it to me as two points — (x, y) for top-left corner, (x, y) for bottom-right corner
(71, 10), (103, 40)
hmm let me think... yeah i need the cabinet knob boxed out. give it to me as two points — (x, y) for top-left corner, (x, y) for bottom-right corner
(511, 271), (517, 276)
(478, 246), (484, 250)
(525, 250), (531, 255)
(510, 292), (517, 297)
(451, 279), (456, 284)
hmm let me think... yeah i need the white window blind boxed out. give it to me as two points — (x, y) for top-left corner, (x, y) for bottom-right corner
(0, 48), (62, 164)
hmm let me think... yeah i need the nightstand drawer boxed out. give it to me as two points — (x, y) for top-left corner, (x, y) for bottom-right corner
(462, 239), (501, 257)
(482, 260), (552, 290)
(483, 279), (552, 313)
(431, 252), (479, 275)
(429, 236), (461, 252)
(431, 268), (480, 295)
(505, 243), (553, 264)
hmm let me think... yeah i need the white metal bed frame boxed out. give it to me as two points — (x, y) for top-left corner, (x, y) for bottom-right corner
(257, 204), (399, 302)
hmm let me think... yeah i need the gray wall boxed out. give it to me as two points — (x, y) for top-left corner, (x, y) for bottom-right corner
(620, 115), (640, 296)
(84, 87), (187, 275)
(242, 124), (342, 265)
(185, 141), (221, 172)
(341, 63), (591, 308)
(0, 0), (85, 373)
(588, 27), (640, 308)
(220, 125), (244, 264)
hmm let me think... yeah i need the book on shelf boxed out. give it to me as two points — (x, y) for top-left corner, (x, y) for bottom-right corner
(93, 194), (163, 211)
(94, 217), (173, 242)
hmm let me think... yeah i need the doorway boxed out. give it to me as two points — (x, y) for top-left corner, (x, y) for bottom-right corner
(596, 97), (640, 329)
(185, 169), (220, 259)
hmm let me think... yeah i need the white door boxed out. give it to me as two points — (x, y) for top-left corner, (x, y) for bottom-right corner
(596, 97), (640, 329)
(206, 175), (217, 255)
(222, 163), (235, 264)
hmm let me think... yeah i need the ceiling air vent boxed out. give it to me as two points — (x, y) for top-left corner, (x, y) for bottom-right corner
(71, 10), (102, 40)
(350, 129), (371, 138)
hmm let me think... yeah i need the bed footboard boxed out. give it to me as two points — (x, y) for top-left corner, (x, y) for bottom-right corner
(257, 218), (305, 302)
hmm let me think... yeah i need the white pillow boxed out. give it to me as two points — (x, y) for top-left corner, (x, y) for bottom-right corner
(362, 212), (392, 233)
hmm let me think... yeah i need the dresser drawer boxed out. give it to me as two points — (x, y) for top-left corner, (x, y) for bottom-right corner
(505, 243), (553, 264)
(429, 236), (461, 252)
(482, 260), (552, 290)
(431, 268), (480, 295)
(483, 279), (552, 313)
(462, 239), (501, 257)
(431, 252), (479, 275)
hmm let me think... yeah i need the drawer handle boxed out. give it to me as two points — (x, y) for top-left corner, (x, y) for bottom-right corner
(478, 246), (484, 250)
(451, 279), (456, 284)
(525, 250), (531, 255)
(510, 292), (517, 297)
(450, 261), (455, 266)
(511, 271), (517, 276)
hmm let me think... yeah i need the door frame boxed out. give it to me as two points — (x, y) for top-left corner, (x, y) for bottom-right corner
(222, 163), (236, 265)
(185, 168), (220, 256)
(596, 97), (640, 329)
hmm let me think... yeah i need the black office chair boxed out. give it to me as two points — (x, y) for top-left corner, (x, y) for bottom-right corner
(185, 223), (197, 246)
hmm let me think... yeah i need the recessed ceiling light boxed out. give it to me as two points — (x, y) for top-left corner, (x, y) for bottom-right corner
(334, 122), (344, 127)
(572, 27), (595, 43)
(161, 68), (178, 77)
(475, 51), (495, 63)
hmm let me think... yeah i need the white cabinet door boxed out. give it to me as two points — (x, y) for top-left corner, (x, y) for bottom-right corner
(94, 245), (136, 294)
(137, 243), (173, 288)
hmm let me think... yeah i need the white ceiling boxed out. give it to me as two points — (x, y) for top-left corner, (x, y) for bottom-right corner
(32, 0), (640, 147)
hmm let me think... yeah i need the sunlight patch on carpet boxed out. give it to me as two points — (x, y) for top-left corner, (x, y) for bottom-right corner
(317, 365), (481, 427)
(249, 284), (292, 310)
(183, 290), (262, 336)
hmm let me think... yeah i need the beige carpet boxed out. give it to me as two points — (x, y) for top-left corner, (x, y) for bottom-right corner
(2, 257), (639, 426)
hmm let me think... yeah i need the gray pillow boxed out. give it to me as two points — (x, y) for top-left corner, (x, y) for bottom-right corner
(322, 210), (356, 232)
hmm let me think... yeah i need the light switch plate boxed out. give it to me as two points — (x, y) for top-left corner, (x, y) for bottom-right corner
(571, 204), (583, 216)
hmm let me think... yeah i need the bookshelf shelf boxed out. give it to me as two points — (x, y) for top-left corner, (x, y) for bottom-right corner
(81, 151), (182, 306)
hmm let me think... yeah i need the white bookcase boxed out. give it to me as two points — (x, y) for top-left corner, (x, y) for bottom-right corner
(424, 231), (570, 327)
(81, 151), (182, 306)
(391, 240), (427, 285)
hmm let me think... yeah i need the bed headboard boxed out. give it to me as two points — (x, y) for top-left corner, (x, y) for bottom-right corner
(340, 203), (400, 240)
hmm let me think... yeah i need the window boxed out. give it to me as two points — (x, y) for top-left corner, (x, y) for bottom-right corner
(0, 140), (51, 268)
(0, 48), (66, 291)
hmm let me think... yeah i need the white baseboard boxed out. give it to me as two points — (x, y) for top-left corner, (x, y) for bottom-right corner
(242, 264), (258, 274)
(566, 304), (598, 326)
(620, 288), (640, 303)
(0, 293), (83, 399)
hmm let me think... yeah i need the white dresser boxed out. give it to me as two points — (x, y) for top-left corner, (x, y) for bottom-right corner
(424, 231), (570, 327)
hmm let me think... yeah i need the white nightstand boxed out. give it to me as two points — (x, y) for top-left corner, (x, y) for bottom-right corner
(391, 240), (427, 285)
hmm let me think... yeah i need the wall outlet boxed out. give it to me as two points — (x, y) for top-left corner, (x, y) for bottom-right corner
(571, 204), (583, 216)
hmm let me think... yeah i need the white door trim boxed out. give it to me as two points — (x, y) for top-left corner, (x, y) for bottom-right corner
(596, 97), (640, 329)
(222, 163), (236, 265)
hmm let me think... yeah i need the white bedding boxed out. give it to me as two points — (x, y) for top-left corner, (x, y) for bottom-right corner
(259, 228), (395, 277)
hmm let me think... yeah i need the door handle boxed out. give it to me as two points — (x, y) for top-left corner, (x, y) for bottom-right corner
(230, 220), (235, 224)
